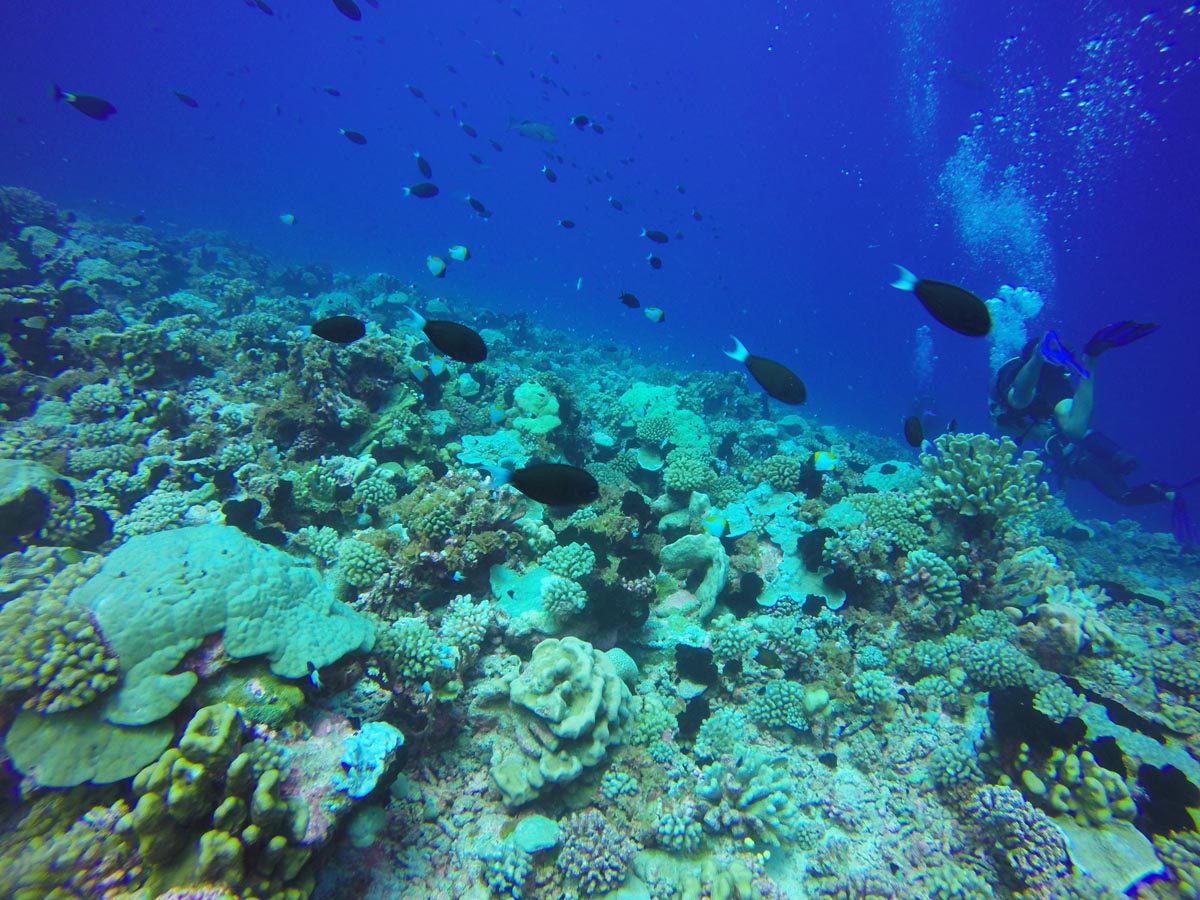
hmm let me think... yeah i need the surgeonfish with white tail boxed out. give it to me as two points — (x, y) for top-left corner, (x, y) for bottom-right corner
(404, 306), (487, 363)
(724, 336), (807, 405)
(890, 265), (991, 337)
(482, 462), (598, 507)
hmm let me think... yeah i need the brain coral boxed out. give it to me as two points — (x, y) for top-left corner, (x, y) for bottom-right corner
(490, 636), (632, 807)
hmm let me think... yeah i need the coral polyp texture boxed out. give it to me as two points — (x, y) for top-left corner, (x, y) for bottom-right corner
(0, 185), (1196, 899)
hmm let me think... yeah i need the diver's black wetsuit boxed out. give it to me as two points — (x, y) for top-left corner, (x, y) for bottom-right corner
(990, 351), (1169, 507)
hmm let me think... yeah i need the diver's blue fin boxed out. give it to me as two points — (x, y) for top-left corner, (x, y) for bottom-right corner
(1083, 320), (1158, 358)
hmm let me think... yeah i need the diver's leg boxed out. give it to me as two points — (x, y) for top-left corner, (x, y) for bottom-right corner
(1007, 351), (1044, 409)
(1054, 363), (1096, 441)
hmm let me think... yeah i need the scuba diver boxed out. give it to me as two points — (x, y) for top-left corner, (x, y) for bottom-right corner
(989, 320), (1197, 545)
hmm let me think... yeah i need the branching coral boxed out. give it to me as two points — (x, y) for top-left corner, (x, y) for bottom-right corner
(695, 747), (803, 848)
(921, 432), (1049, 525)
(556, 809), (640, 895)
(965, 785), (1071, 892)
(541, 541), (596, 579)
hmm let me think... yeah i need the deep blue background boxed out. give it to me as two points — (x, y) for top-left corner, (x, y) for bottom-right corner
(2, 0), (1197, 529)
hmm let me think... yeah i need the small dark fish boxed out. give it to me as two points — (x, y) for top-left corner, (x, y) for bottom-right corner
(550, 51), (560, 64)
(484, 462), (598, 507)
(172, 90), (199, 108)
(692, 208), (703, 221)
(642, 228), (669, 244)
(619, 292), (640, 308)
(492, 50), (505, 65)
(647, 254), (662, 270)
(676, 184), (687, 194)
(542, 165), (557, 182)
(459, 121), (478, 138)
(415, 151), (432, 179)
(469, 152), (484, 164)
(571, 114), (589, 128)
(332, 0), (362, 21)
(323, 85), (341, 97)
(818, 752), (838, 769)
(312, 315), (366, 344)
(51, 84), (116, 121)
(903, 415), (924, 448)
(466, 194), (492, 217)
(253, 0), (274, 14)
(890, 265), (991, 337)
(339, 128), (367, 144)
(130, 213), (146, 224)
(946, 419), (959, 433)
(558, 219), (575, 229)
(306, 661), (323, 689)
(725, 336), (806, 405)
(674, 230), (684, 240)
(365, 0), (378, 7)
(405, 306), (487, 362)
(590, 122), (604, 134)
(447, 64), (458, 74)
(404, 182), (439, 198)
(608, 196), (623, 211)
(489, 138), (504, 152)
(406, 84), (425, 99)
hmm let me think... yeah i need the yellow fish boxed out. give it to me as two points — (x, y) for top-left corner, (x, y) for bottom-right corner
(426, 255), (447, 277)
(701, 512), (727, 538)
(448, 245), (470, 262)
(813, 450), (837, 472)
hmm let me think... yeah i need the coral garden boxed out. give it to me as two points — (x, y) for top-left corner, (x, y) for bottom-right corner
(1, 185), (1199, 898)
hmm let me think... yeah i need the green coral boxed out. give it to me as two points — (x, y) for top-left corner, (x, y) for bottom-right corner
(914, 864), (996, 899)
(380, 617), (442, 684)
(748, 680), (808, 730)
(709, 613), (757, 663)
(511, 381), (561, 435)
(626, 693), (677, 746)
(541, 541), (596, 579)
(292, 524), (341, 567)
(128, 703), (312, 897)
(656, 808), (703, 852)
(694, 706), (751, 760)
(759, 454), (806, 492)
(337, 537), (389, 589)
(540, 574), (588, 622)
(920, 432), (1049, 523)
(901, 548), (962, 606)
(663, 448), (713, 494)
(195, 662), (306, 729)
(1016, 745), (1136, 826)
(695, 747), (803, 848)
(961, 638), (1042, 689)
(438, 593), (493, 668)
(852, 669), (899, 710)
(0, 591), (119, 714)
(635, 414), (674, 445)
(846, 489), (932, 552)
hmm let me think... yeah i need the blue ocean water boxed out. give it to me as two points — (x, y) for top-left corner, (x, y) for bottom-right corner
(3, 3), (1200, 898)
(4, 1), (1196, 526)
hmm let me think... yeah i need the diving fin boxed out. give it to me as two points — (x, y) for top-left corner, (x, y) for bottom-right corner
(1083, 320), (1159, 358)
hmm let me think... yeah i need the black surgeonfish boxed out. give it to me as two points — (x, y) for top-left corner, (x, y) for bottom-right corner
(312, 315), (366, 344)
(339, 128), (367, 144)
(890, 265), (991, 337)
(52, 84), (116, 120)
(459, 121), (478, 137)
(483, 462), (598, 507)
(252, 0), (274, 15)
(415, 152), (432, 178)
(724, 336), (806, 405)
(558, 219), (575, 229)
(903, 415), (924, 448)
(332, 0), (362, 20)
(642, 228), (669, 244)
(173, 91), (199, 108)
(405, 306), (486, 362)
(647, 254), (662, 269)
(608, 196), (623, 211)
(466, 194), (492, 217)
(404, 182), (439, 198)
(406, 83), (425, 99)
(619, 292), (640, 308)
(542, 165), (557, 182)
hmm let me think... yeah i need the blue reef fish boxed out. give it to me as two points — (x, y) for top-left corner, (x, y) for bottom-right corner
(701, 512), (727, 538)
(459, 121), (478, 138)
(332, 0), (362, 20)
(405, 182), (439, 199)
(608, 196), (624, 211)
(890, 265), (991, 337)
(466, 194), (493, 218)
(339, 128), (367, 145)
(813, 450), (837, 472)
(408, 362), (430, 382)
(642, 228), (669, 244)
(542, 165), (557, 182)
(415, 151), (433, 179)
(647, 254), (662, 269)
(279, 212), (296, 226)
(571, 114), (590, 129)
(558, 218), (575, 229)
(323, 85), (341, 96)
(428, 355), (447, 377)
(488, 401), (505, 424)
(426, 255), (447, 278)
(51, 83), (116, 121)
(619, 292), (640, 308)
(644, 307), (665, 323)
(508, 116), (558, 141)
(406, 83), (425, 99)
(172, 90), (199, 108)
(448, 245), (470, 262)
